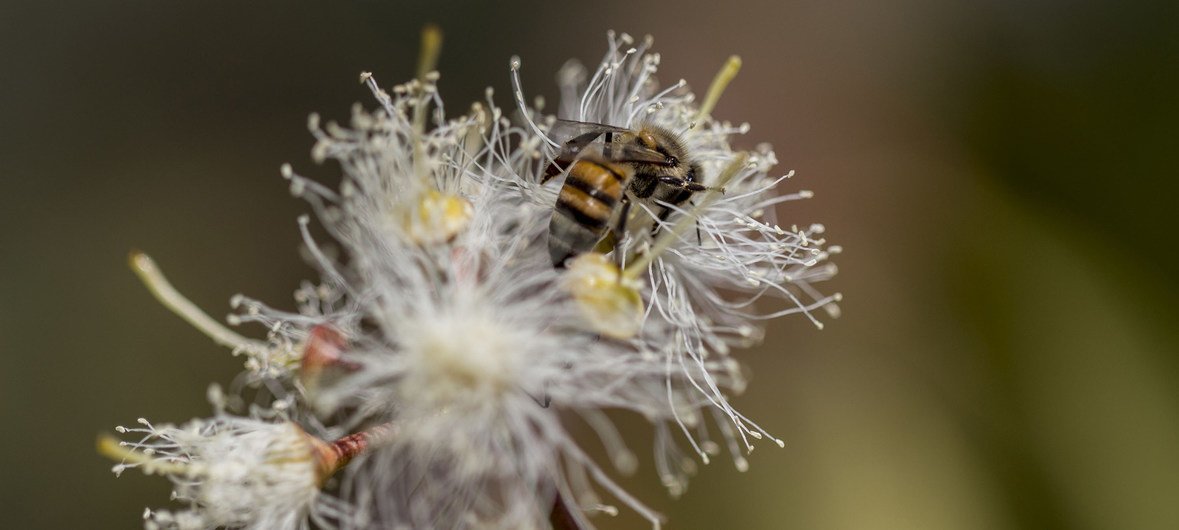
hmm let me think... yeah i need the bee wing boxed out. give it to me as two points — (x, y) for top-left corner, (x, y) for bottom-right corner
(546, 119), (634, 144)
(548, 119), (672, 166)
(574, 142), (671, 165)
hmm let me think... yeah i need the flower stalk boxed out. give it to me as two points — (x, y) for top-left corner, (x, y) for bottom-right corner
(309, 423), (398, 485)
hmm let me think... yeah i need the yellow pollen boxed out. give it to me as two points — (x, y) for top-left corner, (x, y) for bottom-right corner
(566, 253), (644, 339)
(406, 190), (472, 244)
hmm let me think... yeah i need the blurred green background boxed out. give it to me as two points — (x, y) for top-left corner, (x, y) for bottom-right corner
(2, 1), (1177, 528)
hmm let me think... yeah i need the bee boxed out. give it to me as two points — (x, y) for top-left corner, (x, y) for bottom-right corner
(542, 120), (714, 267)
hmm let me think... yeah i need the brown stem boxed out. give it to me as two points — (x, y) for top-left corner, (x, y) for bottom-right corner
(310, 422), (397, 484)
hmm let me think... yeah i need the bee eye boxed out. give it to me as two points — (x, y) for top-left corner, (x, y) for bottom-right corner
(666, 156), (678, 166)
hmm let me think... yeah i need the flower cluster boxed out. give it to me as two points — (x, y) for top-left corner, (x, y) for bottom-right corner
(103, 30), (839, 530)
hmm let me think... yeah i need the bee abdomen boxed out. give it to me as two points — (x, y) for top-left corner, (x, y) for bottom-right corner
(549, 161), (625, 266)
(549, 213), (600, 266)
(556, 185), (611, 230)
(565, 161), (623, 205)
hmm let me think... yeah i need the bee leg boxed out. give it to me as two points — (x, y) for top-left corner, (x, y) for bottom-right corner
(611, 195), (633, 270)
(527, 385), (551, 408)
(649, 203), (703, 246)
(650, 205), (674, 239)
(688, 199), (703, 245)
(657, 176), (725, 193)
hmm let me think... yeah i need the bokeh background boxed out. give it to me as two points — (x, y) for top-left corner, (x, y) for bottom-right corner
(3, 1), (1177, 528)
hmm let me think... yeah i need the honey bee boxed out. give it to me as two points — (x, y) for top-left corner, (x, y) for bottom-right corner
(542, 120), (714, 267)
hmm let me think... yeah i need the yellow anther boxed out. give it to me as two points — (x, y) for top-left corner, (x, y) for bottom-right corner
(405, 190), (472, 244)
(565, 253), (644, 339)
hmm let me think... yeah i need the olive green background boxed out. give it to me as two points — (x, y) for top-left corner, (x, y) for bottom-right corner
(2, 1), (1177, 528)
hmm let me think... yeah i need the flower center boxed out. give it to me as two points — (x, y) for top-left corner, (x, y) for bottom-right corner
(403, 311), (521, 402)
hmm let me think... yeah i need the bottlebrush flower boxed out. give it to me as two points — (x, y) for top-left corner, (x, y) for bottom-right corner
(105, 27), (840, 530)
(100, 415), (363, 530)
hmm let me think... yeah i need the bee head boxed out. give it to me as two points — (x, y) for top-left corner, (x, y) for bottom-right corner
(636, 130), (659, 150)
(634, 124), (691, 169)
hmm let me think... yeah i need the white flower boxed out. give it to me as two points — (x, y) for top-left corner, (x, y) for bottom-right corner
(103, 416), (349, 530)
(510, 31), (840, 485)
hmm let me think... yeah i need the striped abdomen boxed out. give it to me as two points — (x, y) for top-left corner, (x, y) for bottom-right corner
(549, 160), (627, 266)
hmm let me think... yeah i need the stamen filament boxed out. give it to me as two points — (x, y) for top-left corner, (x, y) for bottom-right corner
(413, 24), (444, 184)
(97, 434), (191, 477)
(694, 55), (742, 126)
(128, 251), (265, 354)
(415, 24), (443, 87)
